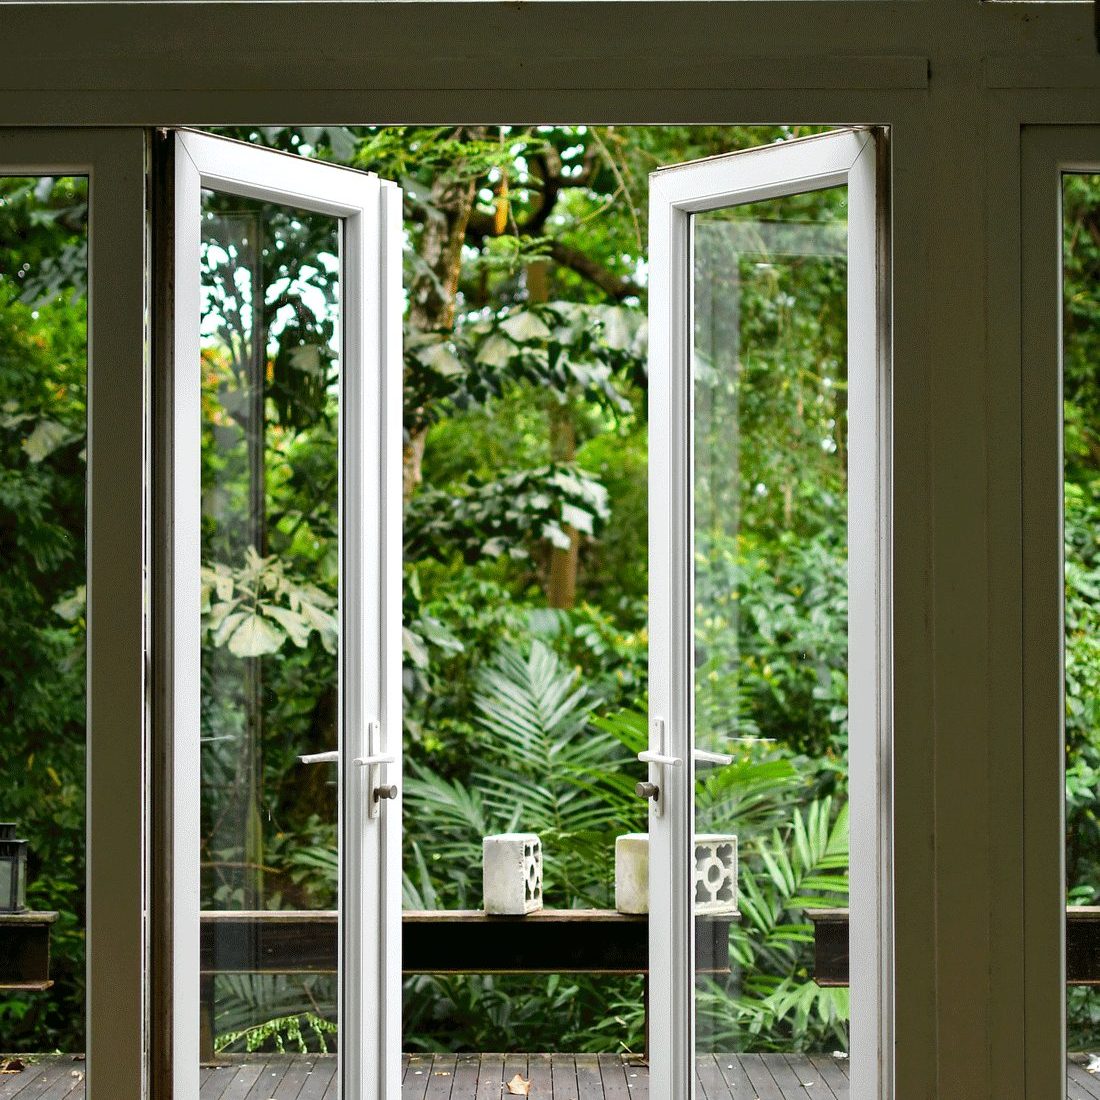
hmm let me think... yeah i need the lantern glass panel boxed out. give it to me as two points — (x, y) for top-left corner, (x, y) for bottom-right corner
(0, 856), (12, 912)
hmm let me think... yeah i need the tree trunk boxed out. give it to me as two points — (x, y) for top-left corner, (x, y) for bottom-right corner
(547, 400), (581, 610)
(404, 129), (487, 500)
(530, 255), (582, 610)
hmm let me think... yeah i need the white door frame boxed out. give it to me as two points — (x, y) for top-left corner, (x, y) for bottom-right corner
(160, 129), (403, 1100)
(646, 127), (891, 1100)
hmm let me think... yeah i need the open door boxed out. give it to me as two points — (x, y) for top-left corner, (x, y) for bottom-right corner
(646, 129), (890, 1099)
(157, 130), (403, 1100)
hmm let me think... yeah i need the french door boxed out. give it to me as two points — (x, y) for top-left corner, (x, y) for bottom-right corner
(157, 125), (888, 1100)
(159, 130), (403, 1100)
(646, 129), (891, 1099)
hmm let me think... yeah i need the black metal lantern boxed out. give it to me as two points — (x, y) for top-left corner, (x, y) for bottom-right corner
(0, 823), (28, 913)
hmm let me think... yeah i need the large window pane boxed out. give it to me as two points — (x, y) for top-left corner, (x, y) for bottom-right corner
(693, 189), (851, 1059)
(199, 191), (342, 1056)
(0, 175), (88, 1055)
(1064, 173), (1100, 1073)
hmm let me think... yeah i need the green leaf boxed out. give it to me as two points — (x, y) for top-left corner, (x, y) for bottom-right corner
(475, 333), (514, 367)
(500, 310), (551, 342)
(263, 604), (312, 648)
(53, 585), (86, 622)
(22, 418), (72, 462)
(226, 612), (285, 657)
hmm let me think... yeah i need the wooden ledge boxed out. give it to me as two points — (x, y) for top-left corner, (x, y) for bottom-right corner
(808, 907), (1100, 986)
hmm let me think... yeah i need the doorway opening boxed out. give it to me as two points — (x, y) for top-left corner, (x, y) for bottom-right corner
(1, 125), (866, 1100)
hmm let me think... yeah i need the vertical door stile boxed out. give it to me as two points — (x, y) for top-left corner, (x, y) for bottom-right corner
(647, 167), (695, 1100)
(170, 136), (203, 1100)
(846, 131), (892, 1100)
(343, 169), (387, 1100)
(379, 177), (405, 1100)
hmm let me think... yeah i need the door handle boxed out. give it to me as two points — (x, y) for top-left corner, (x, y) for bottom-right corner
(637, 750), (683, 767)
(299, 750), (340, 765)
(352, 752), (396, 767)
(693, 748), (734, 766)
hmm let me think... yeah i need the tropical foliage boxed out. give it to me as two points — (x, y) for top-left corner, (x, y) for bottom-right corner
(3, 144), (1095, 1060)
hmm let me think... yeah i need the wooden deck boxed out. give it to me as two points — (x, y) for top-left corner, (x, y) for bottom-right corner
(0, 1053), (1096, 1098)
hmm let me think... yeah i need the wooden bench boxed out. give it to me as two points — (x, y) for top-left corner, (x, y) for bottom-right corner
(808, 906), (1100, 985)
(198, 908), (738, 1060)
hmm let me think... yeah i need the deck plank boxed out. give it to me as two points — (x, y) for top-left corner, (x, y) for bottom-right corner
(550, 1053), (578, 1100)
(714, 1053), (755, 1098)
(621, 1056), (647, 1100)
(502, 1053), (528, 1100)
(574, 1054), (603, 1100)
(217, 1063), (267, 1100)
(451, 1054), (481, 1100)
(200, 1063), (238, 1100)
(0, 1061), (54, 1100)
(1069, 1071), (1098, 1100)
(30, 1065), (84, 1100)
(597, 1054), (630, 1100)
(784, 1055), (839, 1100)
(764, 1055), (819, 1100)
(404, 1053), (433, 1100)
(244, 1060), (290, 1100)
(1068, 1061), (1100, 1100)
(474, 1054), (504, 1100)
(15, 1065), (65, 1100)
(426, 1054), (458, 1100)
(294, 1056), (337, 1100)
(271, 1057), (316, 1100)
(527, 1053), (553, 1099)
(807, 1055), (850, 1096)
(695, 1054), (731, 1100)
(738, 1053), (787, 1100)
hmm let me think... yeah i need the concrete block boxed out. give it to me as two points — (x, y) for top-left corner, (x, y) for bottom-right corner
(694, 834), (738, 914)
(615, 832), (649, 914)
(483, 833), (543, 915)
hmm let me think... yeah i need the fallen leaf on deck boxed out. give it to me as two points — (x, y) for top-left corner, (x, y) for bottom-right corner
(1, 1060), (25, 1074)
(506, 1073), (531, 1095)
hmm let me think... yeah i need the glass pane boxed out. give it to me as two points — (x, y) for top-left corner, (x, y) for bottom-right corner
(692, 191), (851, 1062)
(1064, 173), (1100, 1075)
(199, 191), (342, 1057)
(0, 176), (88, 1056)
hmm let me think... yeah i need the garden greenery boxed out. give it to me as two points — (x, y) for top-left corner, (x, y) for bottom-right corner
(1, 141), (1096, 1059)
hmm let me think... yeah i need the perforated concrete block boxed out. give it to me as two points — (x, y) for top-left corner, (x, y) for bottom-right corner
(693, 833), (738, 914)
(615, 832), (649, 914)
(483, 832), (543, 915)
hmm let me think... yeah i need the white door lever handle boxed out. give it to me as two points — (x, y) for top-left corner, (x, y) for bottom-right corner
(352, 752), (396, 767)
(693, 748), (735, 766)
(299, 750), (340, 765)
(638, 750), (683, 767)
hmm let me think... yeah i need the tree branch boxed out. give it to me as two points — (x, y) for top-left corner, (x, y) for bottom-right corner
(548, 241), (642, 301)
